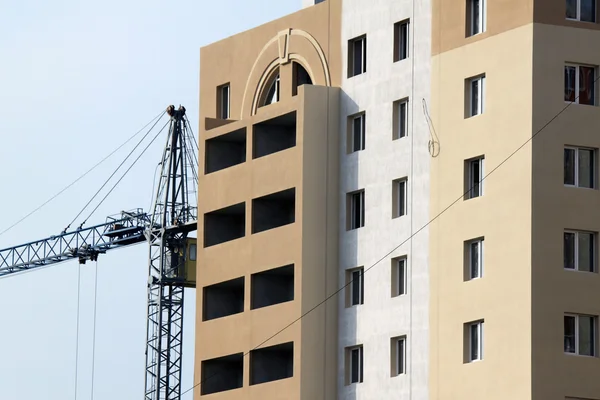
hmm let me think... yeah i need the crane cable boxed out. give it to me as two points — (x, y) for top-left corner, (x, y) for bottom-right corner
(63, 111), (167, 233)
(90, 260), (99, 400)
(0, 109), (165, 240)
(74, 264), (82, 400)
(79, 119), (171, 225)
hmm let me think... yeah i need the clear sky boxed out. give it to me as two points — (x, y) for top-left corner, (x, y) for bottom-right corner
(0, 1), (299, 398)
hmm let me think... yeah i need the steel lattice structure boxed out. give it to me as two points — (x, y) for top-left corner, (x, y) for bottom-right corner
(144, 105), (197, 400)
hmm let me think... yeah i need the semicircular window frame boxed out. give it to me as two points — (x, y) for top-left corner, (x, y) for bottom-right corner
(258, 67), (280, 108)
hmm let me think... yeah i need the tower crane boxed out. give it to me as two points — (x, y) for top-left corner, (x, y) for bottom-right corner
(0, 105), (198, 400)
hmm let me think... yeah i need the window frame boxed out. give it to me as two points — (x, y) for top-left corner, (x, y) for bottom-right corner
(393, 178), (408, 218)
(348, 35), (367, 78)
(392, 257), (407, 297)
(468, 75), (486, 117)
(468, 0), (486, 36)
(566, 0), (597, 22)
(348, 190), (365, 230)
(564, 64), (597, 106)
(347, 345), (364, 384)
(393, 19), (410, 62)
(348, 267), (365, 307)
(217, 83), (230, 120)
(392, 336), (407, 376)
(466, 156), (485, 199)
(467, 238), (484, 280)
(564, 230), (597, 272)
(393, 98), (409, 140)
(350, 113), (366, 153)
(564, 146), (597, 189)
(564, 314), (597, 356)
(468, 320), (484, 362)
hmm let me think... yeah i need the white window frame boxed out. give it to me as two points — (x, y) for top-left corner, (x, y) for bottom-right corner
(564, 314), (597, 356)
(350, 36), (367, 77)
(566, 0), (597, 22)
(565, 64), (597, 105)
(351, 114), (366, 152)
(394, 20), (410, 62)
(349, 190), (365, 229)
(395, 179), (407, 217)
(564, 230), (596, 272)
(396, 99), (409, 139)
(468, 75), (486, 117)
(395, 258), (407, 296)
(468, 320), (484, 362)
(467, 157), (484, 199)
(564, 146), (596, 188)
(347, 345), (364, 384)
(349, 267), (364, 306)
(468, 239), (484, 280)
(395, 337), (406, 376)
(469, 0), (486, 36)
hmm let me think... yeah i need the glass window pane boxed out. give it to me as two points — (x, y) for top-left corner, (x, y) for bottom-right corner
(351, 349), (359, 382)
(470, 242), (480, 278)
(472, 0), (480, 34)
(470, 324), (479, 360)
(471, 159), (481, 197)
(566, 0), (578, 18)
(565, 66), (576, 102)
(398, 259), (406, 295)
(398, 181), (406, 216)
(352, 270), (361, 305)
(399, 102), (407, 138)
(581, 0), (597, 21)
(578, 149), (595, 188)
(564, 148), (576, 185)
(397, 339), (405, 374)
(565, 316), (576, 353)
(578, 232), (594, 272)
(353, 39), (363, 75)
(471, 79), (480, 116)
(579, 316), (595, 356)
(353, 117), (362, 151)
(579, 66), (596, 105)
(564, 232), (576, 269)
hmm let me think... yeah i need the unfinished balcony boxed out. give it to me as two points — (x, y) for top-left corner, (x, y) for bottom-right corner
(204, 202), (245, 247)
(251, 188), (296, 234)
(251, 264), (294, 310)
(252, 111), (297, 159)
(205, 127), (247, 174)
(201, 353), (244, 395)
(250, 342), (294, 385)
(203, 277), (244, 321)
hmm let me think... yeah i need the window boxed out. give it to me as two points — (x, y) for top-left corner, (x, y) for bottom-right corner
(391, 337), (406, 376)
(465, 156), (484, 199)
(564, 230), (596, 272)
(348, 267), (364, 306)
(394, 20), (410, 62)
(348, 113), (366, 153)
(564, 314), (597, 356)
(565, 147), (596, 188)
(346, 345), (364, 384)
(467, 0), (486, 36)
(259, 68), (280, 107)
(565, 64), (597, 105)
(393, 99), (409, 139)
(467, 75), (486, 117)
(348, 190), (365, 230)
(467, 238), (484, 280)
(392, 257), (407, 297)
(348, 35), (367, 77)
(566, 0), (596, 22)
(392, 178), (407, 218)
(292, 62), (313, 96)
(189, 243), (197, 261)
(467, 320), (484, 362)
(217, 83), (230, 120)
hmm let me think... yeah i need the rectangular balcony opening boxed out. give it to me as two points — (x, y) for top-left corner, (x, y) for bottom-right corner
(251, 264), (294, 310)
(201, 353), (243, 395)
(204, 202), (245, 247)
(203, 277), (244, 321)
(253, 111), (297, 159)
(252, 188), (295, 234)
(250, 342), (294, 385)
(205, 127), (247, 174)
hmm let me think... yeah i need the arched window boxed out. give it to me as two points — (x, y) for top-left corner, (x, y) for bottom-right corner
(292, 62), (313, 96)
(259, 67), (280, 108)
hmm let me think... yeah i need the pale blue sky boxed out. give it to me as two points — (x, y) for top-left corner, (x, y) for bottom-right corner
(0, 1), (299, 398)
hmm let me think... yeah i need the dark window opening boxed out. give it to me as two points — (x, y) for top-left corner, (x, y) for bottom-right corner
(250, 342), (294, 385)
(347, 190), (365, 230)
(394, 20), (410, 62)
(348, 35), (367, 77)
(252, 188), (296, 234)
(292, 62), (313, 96)
(217, 83), (230, 120)
(204, 202), (245, 247)
(201, 353), (243, 395)
(203, 277), (244, 321)
(205, 128), (246, 174)
(251, 264), (294, 310)
(253, 111), (297, 159)
(259, 68), (280, 108)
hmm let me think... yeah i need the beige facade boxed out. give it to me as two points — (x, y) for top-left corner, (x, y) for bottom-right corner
(195, 2), (341, 399)
(431, 2), (600, 400)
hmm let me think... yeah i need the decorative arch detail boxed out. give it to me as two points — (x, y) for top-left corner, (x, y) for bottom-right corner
(241, 28), (331, 118)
